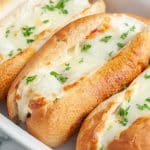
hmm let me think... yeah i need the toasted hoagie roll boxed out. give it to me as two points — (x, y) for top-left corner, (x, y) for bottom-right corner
(0, 0), (105, 100)
(77, 66), (150, 150)
(8, 13), (150, 147)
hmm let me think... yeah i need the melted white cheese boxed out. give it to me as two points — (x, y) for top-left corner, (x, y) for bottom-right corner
(0, 0), (26, 21)
(16, 15), (148, 122)
(0, 0), (90, 63)
(97, 67), (150, 150)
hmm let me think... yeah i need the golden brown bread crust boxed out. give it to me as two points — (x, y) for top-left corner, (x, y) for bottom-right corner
(7, 14), (150, 147)
(0, 0), (105, 100)
(76, 30), (150, 150)
(0, 47), (35, 100)
(108, 117), (150, 150)
(77, 98), (118, 150)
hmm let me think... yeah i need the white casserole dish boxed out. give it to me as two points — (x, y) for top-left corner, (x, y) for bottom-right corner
(0, 1), (150, 150)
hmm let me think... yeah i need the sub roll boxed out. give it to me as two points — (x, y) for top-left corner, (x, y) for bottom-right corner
(77, 66), (150, 150)
(7, 13), (150, 147)
(0, 0), (105, 100)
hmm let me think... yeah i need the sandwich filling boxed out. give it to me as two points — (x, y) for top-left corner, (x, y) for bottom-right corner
(15, 15), (148, 122)
(0, 0), (93, 63)
(96, 67), (150, 150)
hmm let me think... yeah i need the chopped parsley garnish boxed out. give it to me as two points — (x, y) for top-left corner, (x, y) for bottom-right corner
(64, 63), (71, 71)
(118, 106), (130, 116)
(136, 97), (150, 111)
(120, 32), (128, 40)
(50, 71), (68, 83)
(144, 73), (150, 79)
(25, 75), (37, 84)
(17, 48), (22, 52)
(42, 4), (55, 11)
(43, 19), (49, 24)
(42, 0), (70, 14)
(119, 118), (128, 126)
(100, 35), (112, 43)
(27, 39), (34, 44)
(136, 103), (150, 111)
(5, 29), (10, 38)
(108, 51), (113, 57)
(118, 106), (130, 126)
(81, 44), (91, 52)
(8, 50), (14, 57)
(55, 0), (69, 14)
(100, 145), (104, 150)
(130, 25), (136, 32)
(78, 58), (84, 63)
(5, 25), (14, 38)
(117, 42), (125, 49)
(22, 26), (35, 37)
(146, 97), (150, 103)
(120, 25), (136, 40)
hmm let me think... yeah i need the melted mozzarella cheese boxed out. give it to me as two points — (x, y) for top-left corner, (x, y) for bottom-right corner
(0, 0), (26, 21)
(0, 0), (90, 63)
(16, 15), (148, 122)
(97, 67), (150, 150)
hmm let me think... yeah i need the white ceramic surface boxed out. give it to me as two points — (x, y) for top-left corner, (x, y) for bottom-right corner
(0, 0), (150, 150)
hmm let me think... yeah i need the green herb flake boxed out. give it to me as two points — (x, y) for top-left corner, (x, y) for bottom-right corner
(100, 145), (104, 150)
(8, 50), (14, 57)
(146, 97), (150, 103)
(50, 71), (68, 83)
(118, 106), (130, 117)
(22, 26), (35, 37)
(136, 103), (150, 111)
(25, 75), (37, 84)
(117, 42), (125, 49)
(64, 63), (71, 71)
(5, 29), (10, 38)
(118, 106), (130, 126)
(42, 4), (55, 11)
(81, 44), (91, 52)
(100, 35), (112, 43)
(144, 73), (150, 79)
(108, 51), (113, 57)
(119, 117), (128, 126)
(27, 39), (34, 44)
(130, 25), (136, 32)
(78, 58), (84, 64)
(120, 31), (128, 40)
(55, 0), (69, 14)
(42, 0), (69, 14)
(43, 19), (49, 24)
(5, 25), (14, 38)
(17, 48), (22, 52)
(120, 25), (136, 40)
